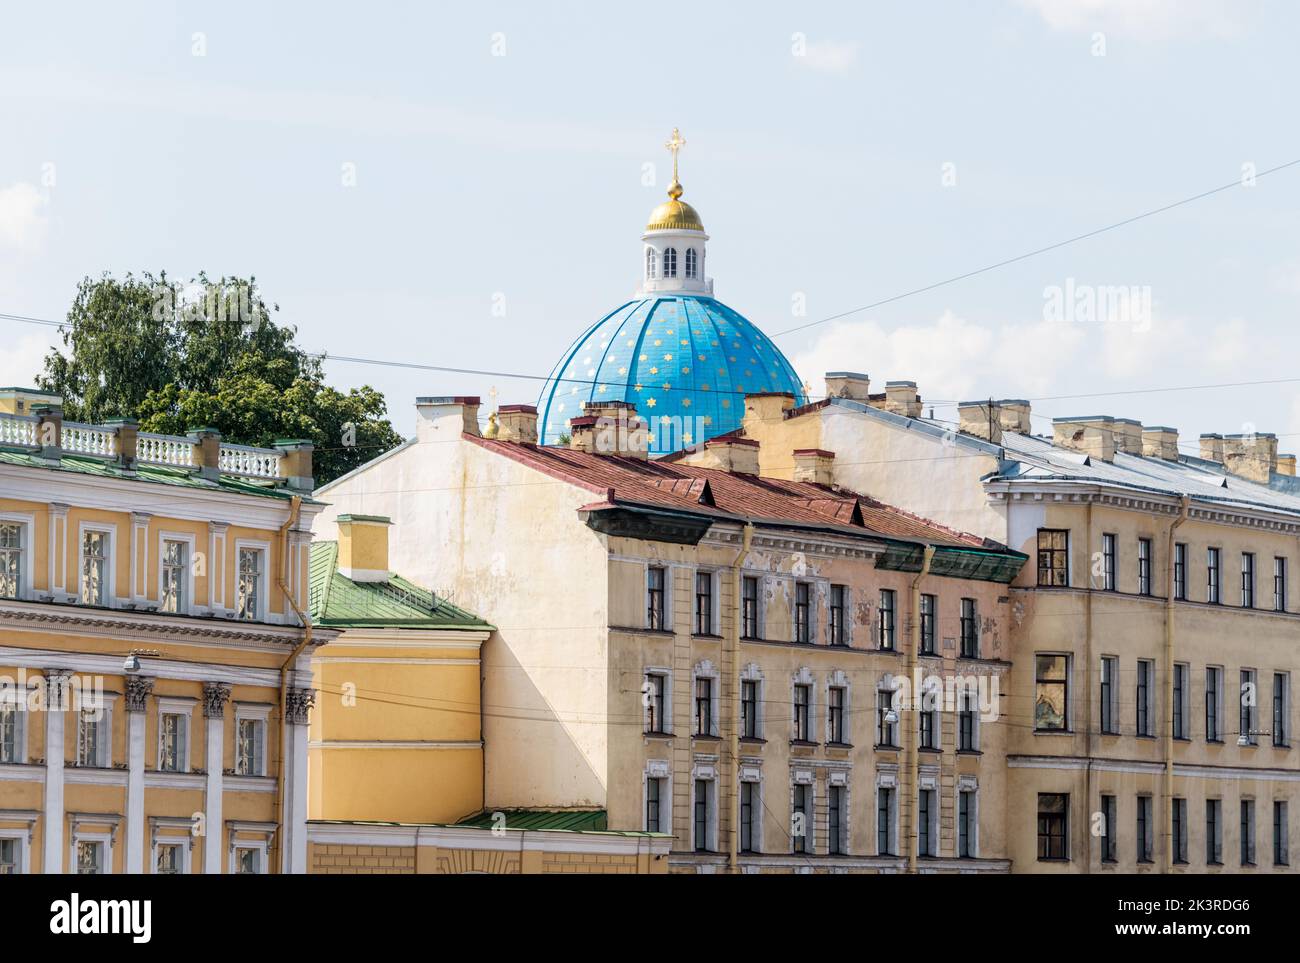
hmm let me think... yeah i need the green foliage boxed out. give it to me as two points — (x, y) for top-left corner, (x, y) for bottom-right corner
(38, 271), (404, 485)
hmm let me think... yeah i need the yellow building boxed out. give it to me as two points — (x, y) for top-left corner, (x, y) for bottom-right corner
(0, 389), (327, 873)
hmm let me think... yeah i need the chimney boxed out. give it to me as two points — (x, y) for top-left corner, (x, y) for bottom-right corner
(1278, 454), (1297, 477)
(996, 399), (1032, 435)
(1141, 426), (1180, 461)
(274, 438), (315, 492)
(568, 415), (598, 452)
(582, 401), (649, 459)
(743, 392), (797, 432)
(883, 381), (922, 418)
(1053, 416), (1116, 462)
(336, 514), (391, 583)
(1199, 433), (1224, 463)
(1113, 418), (1143, 456)
(824, 371), (871, 401)
(792, 448), (835, 486)
(957, 401), (1002, 444)
(187, 426), (222, 481)
(497, 404), (538, 444)
(694, 437), (760, 475)
(1222, 433), (1278, 484)
(415, 396), (481, 443)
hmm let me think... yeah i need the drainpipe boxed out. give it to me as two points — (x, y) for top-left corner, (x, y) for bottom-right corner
(728, 522), (753, 874)
(269, 495), (314, 874)
(906, 544), (935, 874)
(1084, 501), (1094, 871)
(1162, 496), (1191, 873)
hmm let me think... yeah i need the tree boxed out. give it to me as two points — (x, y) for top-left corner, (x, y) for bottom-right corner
(39, 271), (404, 484)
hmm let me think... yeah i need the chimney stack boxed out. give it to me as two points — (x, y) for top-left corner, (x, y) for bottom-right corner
(336, 514), (392, 583)
(742, 392), (797, 434)
(792, 448), (835, 486)
(581, 401), (649, 459)
(497, 404), (539, 444)
(692, 437), (760, 476)
(824, 372), (871, 401)
(957, 401), (1002, 444)
(1141, 426), (1180, 461)
(1222, 433), (1278, 484)
(416, 396), (481, 443)
(996, 400), (1032, 436)
(1053, 416), (1116, 462)
(883, 381), (922, 418)
(1199, 433), (1224, 463)
(1278, 454), (1297, 477)
(568, 415), (598, 452)
(1113, 418), (1143, 456)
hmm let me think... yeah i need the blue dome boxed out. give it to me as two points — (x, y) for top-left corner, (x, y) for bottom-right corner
(537, 295), (806, 455)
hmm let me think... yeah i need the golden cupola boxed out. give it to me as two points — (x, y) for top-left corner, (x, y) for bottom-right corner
(645, 128), (704, 233)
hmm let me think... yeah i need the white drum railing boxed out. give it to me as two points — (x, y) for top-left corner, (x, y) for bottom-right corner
(136, 433), (197, 468)
(0, 414), (38, 448)
(218, 443), (282, 479)
(61, 423), (118, 458)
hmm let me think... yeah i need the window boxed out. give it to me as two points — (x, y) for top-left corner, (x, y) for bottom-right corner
(1137, 538), (1152, 596)
(1173, 663), (1190, 740)
(1205, 667), (1223, 743)
(1035, 654), (1069, 731)
(76, 840), (104, 875)
(739, 781), (756, 852)
(684, 247), (697, 279)
(1037, 529), (1069, 586)
(1100, 794), (1117, 862)
(694, 571), (713, 635)
(919, 593), (936, 655)
(1172, 798), (1188, 863)
(828, 784), (846, 855)
(159, 711), (188, 772)
(741, 576), (759, 639)
(77, 707), (109, 768)
(1206, 799), (1223, 864)
(1240, 669), (1257, 745)
(794, 582), (811, 643)
(1241, 552), (1256, 608)
(0, 706), (21, 763)
(693, 779), (712, 852)
(919, 689), (938, 751)
(878, 589), (896, 650)
(0, 522), (22, 599)
(877, 684), (898, 747)
(1274, 801), (1289, 866)
(81, 530), (108, 606)
(156, 844), (182, 875)
(740, 679), (758, 739)
(1037, 793), (1068, 861)
(1240, 799), (1256, 866)
(160, 539), (187, 614)
(958, 789), (977, 857)
(827, 686), (846, 744)
(792, 784), (811, 853)
(918, 789), (936, 857)
(877, 786), (896, 855)
(1133, 659), (1153, 737)
(646, 566), (666, 630)
(958, 687), (978, 751)
(1274, 673), (1289, 747)
(236, 717), (265, 776)
(645, 672), (667, 734)
(793, 684), (811, 742)
(829, 584), (848, 646)
(644, 247), (657, 280)
(237, 547), (263, 620)
(1174, 542), (1187, 600)
(646, 777), (664, 833)
(1101, 534), (1117, 591)
(235, 847), (262, 874)
(1100, 656), (1118, 735)
(1207, 547), (1221, 604)
(1137, 795), (1153, 862)
(1275, 557), (1288, 612)
(0, 837), (18, 874)
(694, 677), (713, 736)
(959, 598), (978, 658)
(662, 247), (677, 279)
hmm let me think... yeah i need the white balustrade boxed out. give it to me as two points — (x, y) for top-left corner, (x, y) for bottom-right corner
(60, 423), (118, 458)
(218, 443), (282, 479)
(135, 433), (197, 468)
(0, 414), (38, 448)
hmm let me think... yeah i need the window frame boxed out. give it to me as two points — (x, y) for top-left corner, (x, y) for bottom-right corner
(1205, 666), (1223, 743)
(741, 575), (760, 640)
(1173, 662), (1190, 740)
(646, 565), (667, 631)
(1174, 542), (1187, 600)
(1241, 552), (1256, 609)
(1101, 533), (1117, 591)
(793, 581), (813, 644)
(1273, 672), (1290, 748)
(1206, 798), (1223, 865)
(78, 522), (117, 608)
(1099, 655), (1118, 735)
(644, 669), (670, 735)
(156, 697), (196, 773)
(693, 569), (715, 636)
(1275, 556), (1288, 613)
(1136, 794), (1154, 863)
(1136, 658), (1154, 737)
(878, 588), (896, 651)
(959, 597), (978, 659)
(234, 540), (270, 622)
(919, 592), (937, 655)
(1036, 792), (1069, 861)
(1034, 653), (1070, 732)
(828, 583), (849, 646)
(1036, 528), (1069, 587)
(157, 531), (197, 616)
(1100, 793), (1117, 863)
(0, 513), (35, 602)
(234, 703), (271, 777)
(1137, 537), (1153, 596)
(1207, 546), (1222, 604)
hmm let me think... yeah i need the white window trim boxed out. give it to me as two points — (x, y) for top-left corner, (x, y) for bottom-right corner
(75, 693), (117, 769)
(0, 814), (36, 874)
(791, 666), (816, 743)
(829, 583), (853, 647)
(1035, 651), (1074, 733)
(1174, 661), (1191, 738)
(234, 703), (272, 777)
(738, 766), (763, 853)
(741, 572), (765, 640)
(156, 697), (197, 772)
(70, 829), (114, 875)
(641, 759), (671, 834)
(740, 662), (764, 740)
(233, 539), (272, 623)
(0, 512), (36, 601)
(693, 568), (720, 636)
(151, 836), (193, 875)
(1100, 655), (1120, 734)
(156, 530), (198, 616)
(0, 700), (28, 765)
(876, 773), (899, 857)
(77, 521), (118, 608)
(877, 675), (900, 748)
(917, 673), (941, 750)
(790, 769), (815, 855)
(792, 579), (818, 645)
(643, 667), (673, 736)
(689, 761), (718, 852)
(957, 680), (981, 752)
(917, 782), (939, 857)
(825, 669), (850, 745)
(1207, 664), (1225, 742)
(229, 838), (269, 875)
(692, 659), (720, 737)
(826, 771), (850, 855)
(957, 777), (980, 858)
(1136, 658), (1156, 737)
(645, 562), (671, 632)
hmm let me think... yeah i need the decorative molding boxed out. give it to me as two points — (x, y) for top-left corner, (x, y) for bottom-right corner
(124, 675), (154, 713)
(202, 682), (232, 719)
(285, 687), (316, 726)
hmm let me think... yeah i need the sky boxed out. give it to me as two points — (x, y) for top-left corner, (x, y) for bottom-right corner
(1, 0), (1298, 454)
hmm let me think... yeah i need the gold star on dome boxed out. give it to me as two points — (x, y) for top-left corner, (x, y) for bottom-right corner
(618, 367), (627, 375)
(627, 339), (635, 347)
(683, 433), (693, 444)
(664, 353), (673, 361)
(680, 339), (689, 346)
(649, 366), (659, 375)
(682, 398), (691, 408)
(698, 354), (706, 361)
(702, 416), (712, 426)
(681, 367), (690, 374)
(634, 383), (644, 392)
(646, 398), (657, 408)
(639, 354), (648, 361)
(597, 384), (607, 394)
(653, 339), (662, 347)
(662, 383), (671, 390)
(702, 385), (711, 391)
(666, 329), (674, 335)
(721, 399), (730, 409)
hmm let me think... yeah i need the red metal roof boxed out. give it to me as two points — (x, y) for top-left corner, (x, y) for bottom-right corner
(466, 434), (998, 550)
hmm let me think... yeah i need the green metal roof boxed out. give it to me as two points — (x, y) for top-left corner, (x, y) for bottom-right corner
(455, 809), (609, 833)
(308, 541), (492, 630)
(0, 448), (304, 501)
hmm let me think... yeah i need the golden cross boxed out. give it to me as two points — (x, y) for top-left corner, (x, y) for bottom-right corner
(664, 128), (686, 182)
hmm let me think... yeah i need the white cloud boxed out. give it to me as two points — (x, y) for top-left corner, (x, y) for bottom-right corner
(1206, 316), (1249, 366)
(794, 40), (859, 75)
(0, 332), (54, 388)
(0, 182), (50, 252)
(1018, 0), (1242, 39)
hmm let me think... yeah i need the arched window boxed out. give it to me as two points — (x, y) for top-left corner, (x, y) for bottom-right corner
(663, 247), (677, 279)
(645, 248), (657, 280)
(685, 248), (697, 279)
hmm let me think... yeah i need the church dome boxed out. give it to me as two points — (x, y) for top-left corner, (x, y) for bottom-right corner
(646, 197), (704, 233)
